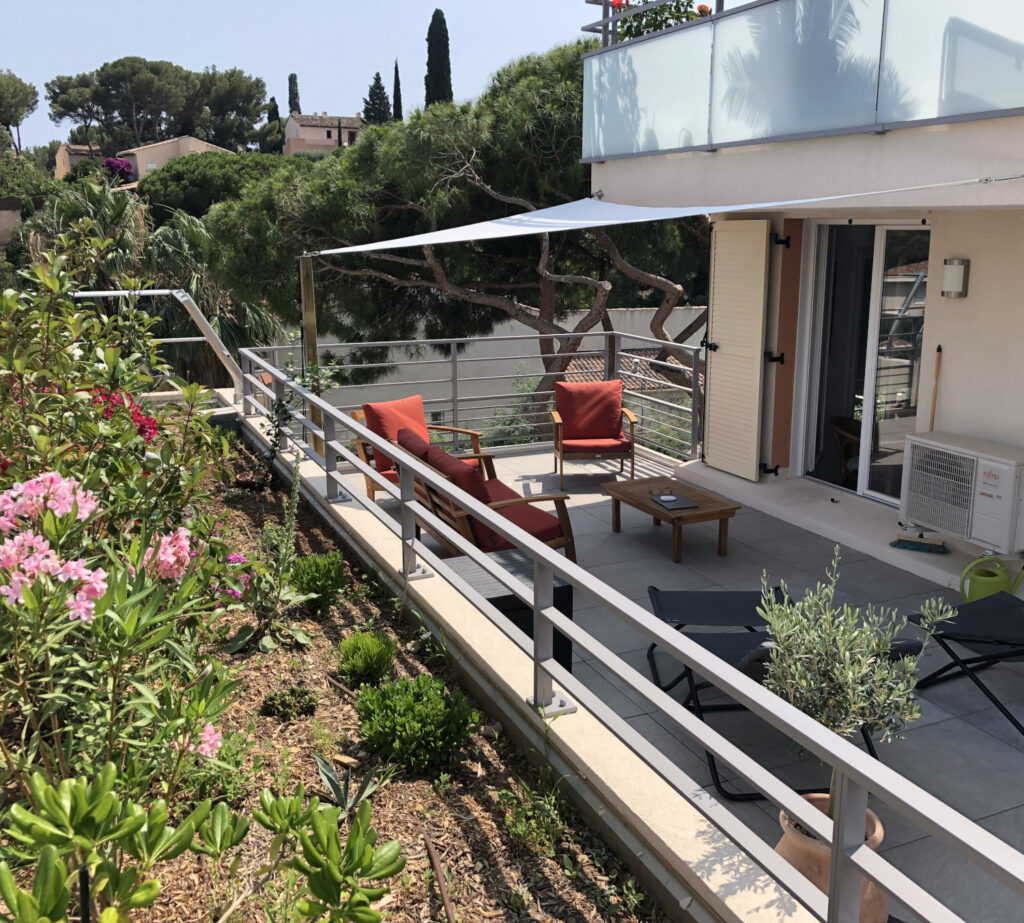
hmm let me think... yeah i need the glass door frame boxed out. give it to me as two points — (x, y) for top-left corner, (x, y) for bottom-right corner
(793, 218), (931, 505)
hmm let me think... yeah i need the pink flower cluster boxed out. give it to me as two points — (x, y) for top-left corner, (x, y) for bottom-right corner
(0, 530), (107, 623)
(0, 472), (99, 535)
(220, 553), (252, 600)
(182, 722), (222, 759)
(141, 528), (194, 581)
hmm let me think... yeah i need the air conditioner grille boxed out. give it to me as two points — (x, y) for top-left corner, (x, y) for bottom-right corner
(906, 443), (976, 537)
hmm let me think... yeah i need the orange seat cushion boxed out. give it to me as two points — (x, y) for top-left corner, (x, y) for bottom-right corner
(425, 444), (490, 504)
(555, 380), (624, 440)
(396, 427), (431, 461)
(470, 480), (563, 552)
(362, 395), (429, 474)
(561, 436), (632, 454)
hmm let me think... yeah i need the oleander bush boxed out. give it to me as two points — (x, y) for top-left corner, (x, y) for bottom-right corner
(356, 674), (478, 772)
(337, 630), (397, 688)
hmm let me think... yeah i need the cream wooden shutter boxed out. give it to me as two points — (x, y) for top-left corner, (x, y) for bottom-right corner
(702, 219), (771, 481)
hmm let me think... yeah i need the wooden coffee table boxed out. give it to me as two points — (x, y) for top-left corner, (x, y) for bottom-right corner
(602, 477), (741, 563)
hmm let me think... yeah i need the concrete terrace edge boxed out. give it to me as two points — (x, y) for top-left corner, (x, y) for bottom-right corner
(230, 406), (813, 923)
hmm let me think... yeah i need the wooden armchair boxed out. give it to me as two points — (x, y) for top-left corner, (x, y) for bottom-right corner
(551, 379), (636, 490)
(395, 428), (577, 562)
(352, 394), (495, 501)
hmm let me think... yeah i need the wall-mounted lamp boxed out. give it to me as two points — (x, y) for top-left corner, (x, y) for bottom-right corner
(942, 258), (970, 298)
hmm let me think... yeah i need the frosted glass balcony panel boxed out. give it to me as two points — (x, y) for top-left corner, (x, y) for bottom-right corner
(879, 1), (1024, 122)
(583, 26), (712, 160)
(710, 0), (884, 145)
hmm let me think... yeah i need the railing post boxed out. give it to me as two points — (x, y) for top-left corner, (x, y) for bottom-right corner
(398, 464), (430, 580)
(529, 560), (576, 718)
(321, 415), (351, 504)
(273, 377), (287, 461)
(690, 348), (703, 460)
(827, 772), (870, 923)
(299, 255), (324, 458)
(241, 354), (253, 417)
(450, 342), (459, 451)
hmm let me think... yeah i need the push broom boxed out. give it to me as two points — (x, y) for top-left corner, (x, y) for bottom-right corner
(891, 344), (948, 553)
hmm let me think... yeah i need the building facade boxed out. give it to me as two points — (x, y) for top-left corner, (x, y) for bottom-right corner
(283, 113), (363, 156)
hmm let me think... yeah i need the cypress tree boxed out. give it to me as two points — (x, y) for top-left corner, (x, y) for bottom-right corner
(288, 73), (301, 115)
(337, 117), (343, 147)
(392, 60), (403, 122)
(362, 72), (391, 125)
(267, 96), (280, 125)
(424, 9), (453, 107)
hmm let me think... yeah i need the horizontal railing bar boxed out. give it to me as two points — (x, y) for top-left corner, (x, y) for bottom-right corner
(625, 390), (693, 412)
(239, 346), (1024, 905)
(155, 336), (207, 344)
(311, 331), (613, 352)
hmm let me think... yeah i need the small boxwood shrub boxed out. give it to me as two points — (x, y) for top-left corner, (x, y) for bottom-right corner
(337, 631), (397, 688)
(260, 685), (319, 722)
(291, 551), (348, 618)
(356, 674), (478, 772)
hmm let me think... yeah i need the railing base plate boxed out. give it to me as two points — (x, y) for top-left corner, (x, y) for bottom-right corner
(529, 690), (578, 718)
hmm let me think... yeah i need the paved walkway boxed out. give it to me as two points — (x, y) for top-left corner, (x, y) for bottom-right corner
(363, 448), (1023, 921)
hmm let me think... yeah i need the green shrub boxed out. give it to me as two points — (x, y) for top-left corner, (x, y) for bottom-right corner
(260, 685), (319, 722)
(337, 631), (397, 688)
(497, 776), (566, 857)
(356, 674), (478, 772)
(293, 551), (349, 617)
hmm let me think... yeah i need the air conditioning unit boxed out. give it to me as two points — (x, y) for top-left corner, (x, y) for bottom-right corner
(900, 432), (1024, 554)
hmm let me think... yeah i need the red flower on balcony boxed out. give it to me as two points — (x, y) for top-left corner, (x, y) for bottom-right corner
(610, 0), (629, 10)
(697, 4), (712, 15)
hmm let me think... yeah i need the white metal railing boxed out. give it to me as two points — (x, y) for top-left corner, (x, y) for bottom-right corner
(582, 0), (1024, 161)
(301, 331), (702, 461)
(238, 344), (1024, 923)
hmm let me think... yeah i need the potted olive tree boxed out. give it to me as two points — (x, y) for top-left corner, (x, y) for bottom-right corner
(757, 549), (954, 923)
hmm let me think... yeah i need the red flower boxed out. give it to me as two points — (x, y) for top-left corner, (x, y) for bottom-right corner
(610, 0), (628, 9)
(697, 4), (712, 14)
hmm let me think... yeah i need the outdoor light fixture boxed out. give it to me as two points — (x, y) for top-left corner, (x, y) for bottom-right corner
(942, 258), (970, 298)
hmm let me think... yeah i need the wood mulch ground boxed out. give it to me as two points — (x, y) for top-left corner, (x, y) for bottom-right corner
(143, 441), (671, 922)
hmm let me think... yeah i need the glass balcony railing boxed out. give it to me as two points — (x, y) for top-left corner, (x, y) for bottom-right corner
(583, 0), (1024, 161)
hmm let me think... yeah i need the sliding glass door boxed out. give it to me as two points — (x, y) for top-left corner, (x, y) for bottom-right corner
(806, 224), (930, 502)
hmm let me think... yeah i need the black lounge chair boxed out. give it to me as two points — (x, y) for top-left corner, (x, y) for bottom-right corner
(647, 586), (922, 802)
(912, 590), (1024, 738)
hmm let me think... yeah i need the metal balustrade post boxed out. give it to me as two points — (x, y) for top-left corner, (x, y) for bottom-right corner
(273, 378), (287, 460)
(241, 355), (253, 416)
(528, 560), (576, 718)
(690, 350), (703, 460)
(450, 343), (459, 450)
(827, 772), (870, 923)
(605, 332), (620, 380)
(398, 464), (431, 581)
(321, 416), (351, 504)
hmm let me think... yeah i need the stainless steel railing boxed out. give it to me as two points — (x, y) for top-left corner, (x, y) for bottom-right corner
(303, 330), (702, 461)
(238, 343), (1024, 923)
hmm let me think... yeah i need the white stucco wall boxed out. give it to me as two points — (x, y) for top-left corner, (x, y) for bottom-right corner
(918, 209), (1024, 449)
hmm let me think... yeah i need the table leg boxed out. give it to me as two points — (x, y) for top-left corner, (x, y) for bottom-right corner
(672, 522), (682, 563)
(717, 518), (729, 556)
(611, 498), (621, 533)
(653, 516), (661, 527)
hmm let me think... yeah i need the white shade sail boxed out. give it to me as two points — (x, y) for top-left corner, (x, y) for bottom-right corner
(305, 174), (1013, 258)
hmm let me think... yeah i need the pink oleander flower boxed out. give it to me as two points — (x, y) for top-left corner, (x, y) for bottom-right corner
(184, 722), (223, 759)
(0, 473), (100, 535)
(66, 591), (96, 624)
(141, 528), (193, 581)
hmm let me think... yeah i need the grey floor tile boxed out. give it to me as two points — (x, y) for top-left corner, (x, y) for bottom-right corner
(570, 661), (649, 720)
(573, 605), (653, 657)
(747, 533), (869, 571)
(957, 697), (1024, 754)
(914, 664), (1024, 718)
(625, 714), (717, 788)
(588, 556), (715, 600)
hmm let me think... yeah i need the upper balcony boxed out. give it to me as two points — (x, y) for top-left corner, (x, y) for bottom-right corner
(582, 0), (1024, 162)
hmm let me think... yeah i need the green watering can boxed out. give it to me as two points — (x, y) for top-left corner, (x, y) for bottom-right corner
(960, 557), (1024, 602)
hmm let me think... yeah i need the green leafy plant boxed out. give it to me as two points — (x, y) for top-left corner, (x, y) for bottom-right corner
(337, 631), (397, 688)
(292, 551), (348, 618)
(313, 755), (397, 822)
(356, 675), (478, 773)
(759, 549), (955, 818)
(497, 775), (567, 858)
(260, 686), (319, 722)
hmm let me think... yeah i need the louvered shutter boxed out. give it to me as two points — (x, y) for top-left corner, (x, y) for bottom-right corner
(702, 220), (771, 481)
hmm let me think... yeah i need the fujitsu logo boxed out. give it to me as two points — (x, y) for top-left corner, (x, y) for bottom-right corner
(983, 469), (1000, 482)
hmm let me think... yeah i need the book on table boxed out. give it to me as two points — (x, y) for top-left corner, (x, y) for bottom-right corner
(651, 494), (698, 511)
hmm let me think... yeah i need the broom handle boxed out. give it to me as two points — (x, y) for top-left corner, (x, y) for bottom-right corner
(928, 345), (942, 432)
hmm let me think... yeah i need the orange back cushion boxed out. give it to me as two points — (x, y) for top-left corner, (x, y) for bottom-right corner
(554, 380), (624, 440)
(362, 395), (428, 473)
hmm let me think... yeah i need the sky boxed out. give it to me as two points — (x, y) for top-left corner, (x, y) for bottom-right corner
(3, 0), (594, 150)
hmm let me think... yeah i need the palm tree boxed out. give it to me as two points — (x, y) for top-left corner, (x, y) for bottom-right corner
(22, 181), (283, 386)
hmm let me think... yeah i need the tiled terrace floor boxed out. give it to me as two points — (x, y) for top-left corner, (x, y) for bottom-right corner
(363, 448), (1024, 922)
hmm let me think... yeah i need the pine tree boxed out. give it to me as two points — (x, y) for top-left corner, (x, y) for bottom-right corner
(392, 60), (403, 122)
(362, 72), (391, 126)
(288, 73), (301, 115)
(424, 9), (453, 107)
(264, 95), (283, 153)
(267, 96), (280, 125)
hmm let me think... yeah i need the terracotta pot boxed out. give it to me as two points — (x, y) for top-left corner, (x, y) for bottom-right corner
(775, 793), (888, 923)
(235, 471), (269, 492)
